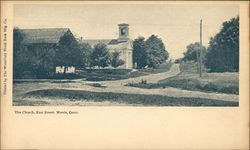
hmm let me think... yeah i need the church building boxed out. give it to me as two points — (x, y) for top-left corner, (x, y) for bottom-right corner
(83, 24), (133, 69)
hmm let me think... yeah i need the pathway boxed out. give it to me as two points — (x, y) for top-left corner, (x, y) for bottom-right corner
(65, 64), (238, 102)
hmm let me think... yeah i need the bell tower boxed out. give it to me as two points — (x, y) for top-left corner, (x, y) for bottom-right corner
(118, 23), (129, 41)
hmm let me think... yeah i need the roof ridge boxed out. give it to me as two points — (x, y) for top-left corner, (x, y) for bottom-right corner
(83, 39), (113, 40)
(20, 28), (69, 30)
(21, 28), (72, 44)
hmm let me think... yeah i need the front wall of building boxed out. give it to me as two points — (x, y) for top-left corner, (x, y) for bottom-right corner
(107, 41), (133, 69)
(119, 49), (132, 69)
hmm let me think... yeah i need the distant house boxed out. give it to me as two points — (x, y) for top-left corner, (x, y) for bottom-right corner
(83, 24), (133, 69)
(20, 28), (77, 74)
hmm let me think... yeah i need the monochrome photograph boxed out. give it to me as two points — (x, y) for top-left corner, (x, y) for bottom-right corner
(1, 1), (249, 150)
(13, 4), (239, 106)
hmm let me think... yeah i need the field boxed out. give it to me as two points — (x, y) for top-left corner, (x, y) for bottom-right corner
(127, 61), (239, 94)
(14, 89), (238, 106)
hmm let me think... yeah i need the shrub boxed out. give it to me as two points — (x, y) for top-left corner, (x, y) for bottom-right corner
(110, 51), (125, 68)
(87, 83), (107, 88)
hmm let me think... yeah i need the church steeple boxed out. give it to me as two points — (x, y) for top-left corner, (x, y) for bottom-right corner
(118, 23), (129, 41)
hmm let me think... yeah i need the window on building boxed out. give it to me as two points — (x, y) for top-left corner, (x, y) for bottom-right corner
(121, 28), (125, 35)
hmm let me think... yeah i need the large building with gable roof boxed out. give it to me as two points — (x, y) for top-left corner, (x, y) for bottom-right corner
(21, 28), (72, 45)
(83, 23), (133, 69)
(19, 28), (77, 74)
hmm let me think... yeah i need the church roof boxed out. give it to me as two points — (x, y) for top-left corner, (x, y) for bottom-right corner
(21, 28), (71, 44)
(107, 39), (132, 50)
(83, 39), (112, 47)
(108, 39), (128, 45)
(82, 39), (132, 50)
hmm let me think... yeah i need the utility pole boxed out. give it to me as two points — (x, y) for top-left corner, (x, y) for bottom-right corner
(196, 44), (200, 74)
(199, 19), (203, 77)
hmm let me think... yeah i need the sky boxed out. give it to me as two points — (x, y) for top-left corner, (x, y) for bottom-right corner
(14, 4), (239, 59)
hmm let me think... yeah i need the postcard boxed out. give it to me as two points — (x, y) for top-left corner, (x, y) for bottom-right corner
(1, 1), (249, 149)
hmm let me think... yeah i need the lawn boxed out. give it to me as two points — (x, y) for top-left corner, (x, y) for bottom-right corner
(126, 61), (239, 94)
(13, 62), (173, 82)
(14, 89), (238, 106)
(75, 62), (173, 81)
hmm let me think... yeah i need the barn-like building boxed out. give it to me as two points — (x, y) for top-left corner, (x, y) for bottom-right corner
(20, 28), (76, 74)
(83, 24), (133, 69)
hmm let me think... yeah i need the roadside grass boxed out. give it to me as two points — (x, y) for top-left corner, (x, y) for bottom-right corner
(87, 83), (107, 88)
(158, 72), (239, 94)
(13, 62), (173, 82)
(13, 99), (49, 106)
(135, 62), (174, 74)
(21, 89), (238, 106)
(13, 79), (76, 84)
(75, 62), (173, 81)
(13, 80), (49, 84)
(126, 61), (239, 94)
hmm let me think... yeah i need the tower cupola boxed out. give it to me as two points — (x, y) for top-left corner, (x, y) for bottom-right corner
(118, 23), (129, 41)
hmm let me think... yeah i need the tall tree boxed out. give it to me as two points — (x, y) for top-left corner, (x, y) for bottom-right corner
(79, 42), (92, 68)
(55, 31), (81, 74)
(13, 27), (25, 78)
(28, 45), (56, 78)
(110, 51), (125, 68)
(183, 42), (206, 62)
(91, 43), (111, 68)
(205, 16), (239, 72)
(145, 35), (169, 68)
(132, 37), (147, 68)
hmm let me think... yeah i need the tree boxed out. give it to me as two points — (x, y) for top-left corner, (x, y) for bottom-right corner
(132, 35), (169, 69)
(132, 37), (147, 68)
(183, 42), (206, 62)
(110, 51), (125, 68)
(55, 31), (82, 74)
(205, 16), (239, 72)
(13, 27), (25, 78)
(13, 28), (58, 78)
(28, 45), (56, 78)
(174, 58), (183, 63)
(79, 42), (92, 68)
(91, 43), (111, 68)
(145, 35), (169, 68)
(13, 28), (57, 78)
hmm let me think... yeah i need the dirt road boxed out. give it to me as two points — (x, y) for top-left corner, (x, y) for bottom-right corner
(67, 64), (238, 102)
